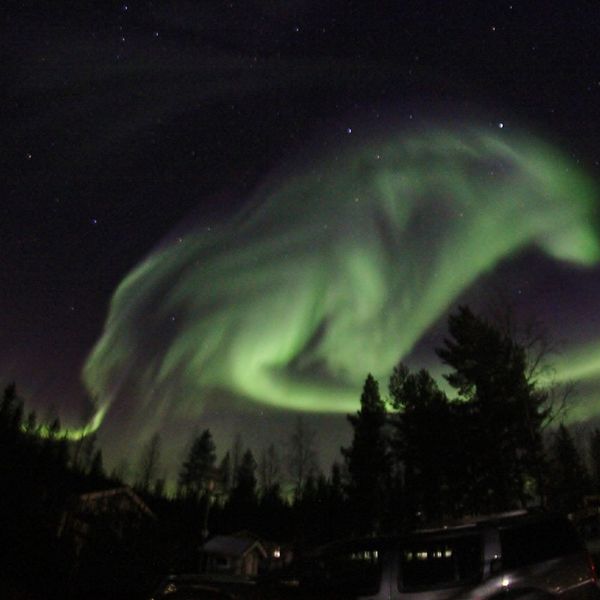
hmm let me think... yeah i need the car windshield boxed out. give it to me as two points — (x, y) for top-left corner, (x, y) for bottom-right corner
(399, 533), (483, 591)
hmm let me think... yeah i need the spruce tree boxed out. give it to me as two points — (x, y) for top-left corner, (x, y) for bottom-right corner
(226, 449), (258, 530)
(233, 449), (258, 504)
(178, 429), (216, 499)
(389, 364), (455, 523)
(219, 451), (232, 494)
(342, 374), (389, 535)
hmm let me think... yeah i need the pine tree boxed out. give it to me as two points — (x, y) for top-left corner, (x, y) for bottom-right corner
(258, 482), (288, 540)
(0, 383), (22, 437)
(234, 449), (258, 503)
(547, 424), (590, 513)
(436, 306), (547, 512)
(178, 429), (216, 499)
(226, 449), (259, 530)
(389, 365), (455, 523)
(342, 374), (389, 535)
(219, 451), (232, 494)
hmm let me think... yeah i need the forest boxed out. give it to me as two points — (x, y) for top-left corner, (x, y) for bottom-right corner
(2, 306), (600, 600)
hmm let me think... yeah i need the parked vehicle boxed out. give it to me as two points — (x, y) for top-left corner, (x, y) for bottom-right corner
(256, 511), (599, 599)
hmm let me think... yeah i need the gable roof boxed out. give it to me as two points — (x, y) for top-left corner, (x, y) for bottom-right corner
(202, 535), (267, 559)
(77, 486), (156, 519)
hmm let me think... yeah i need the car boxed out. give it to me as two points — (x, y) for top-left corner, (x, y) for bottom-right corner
(257, 511), (600, 599)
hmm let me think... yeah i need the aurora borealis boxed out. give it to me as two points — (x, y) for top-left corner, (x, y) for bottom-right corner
(82, 126), (600, 453)
(6, 2), (600, 478)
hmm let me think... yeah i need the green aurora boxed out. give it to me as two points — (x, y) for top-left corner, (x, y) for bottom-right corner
(80, 126), (600, 442)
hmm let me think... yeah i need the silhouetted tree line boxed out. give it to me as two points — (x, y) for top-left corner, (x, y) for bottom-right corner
(342, 306), (597, 535)
(0, 383), (128, 599)
(2, 306), (600, 599)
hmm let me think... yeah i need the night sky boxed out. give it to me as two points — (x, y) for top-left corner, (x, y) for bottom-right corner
(4, 1), (600, 480)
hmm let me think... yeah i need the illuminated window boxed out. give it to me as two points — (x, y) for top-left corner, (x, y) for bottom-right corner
(400, 535), (482, 591)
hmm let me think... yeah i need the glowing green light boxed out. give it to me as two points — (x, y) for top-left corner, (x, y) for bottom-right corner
(23, 402), (109, 440)
(81, 126), (599, 433)
(552, 343), (600, 384)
